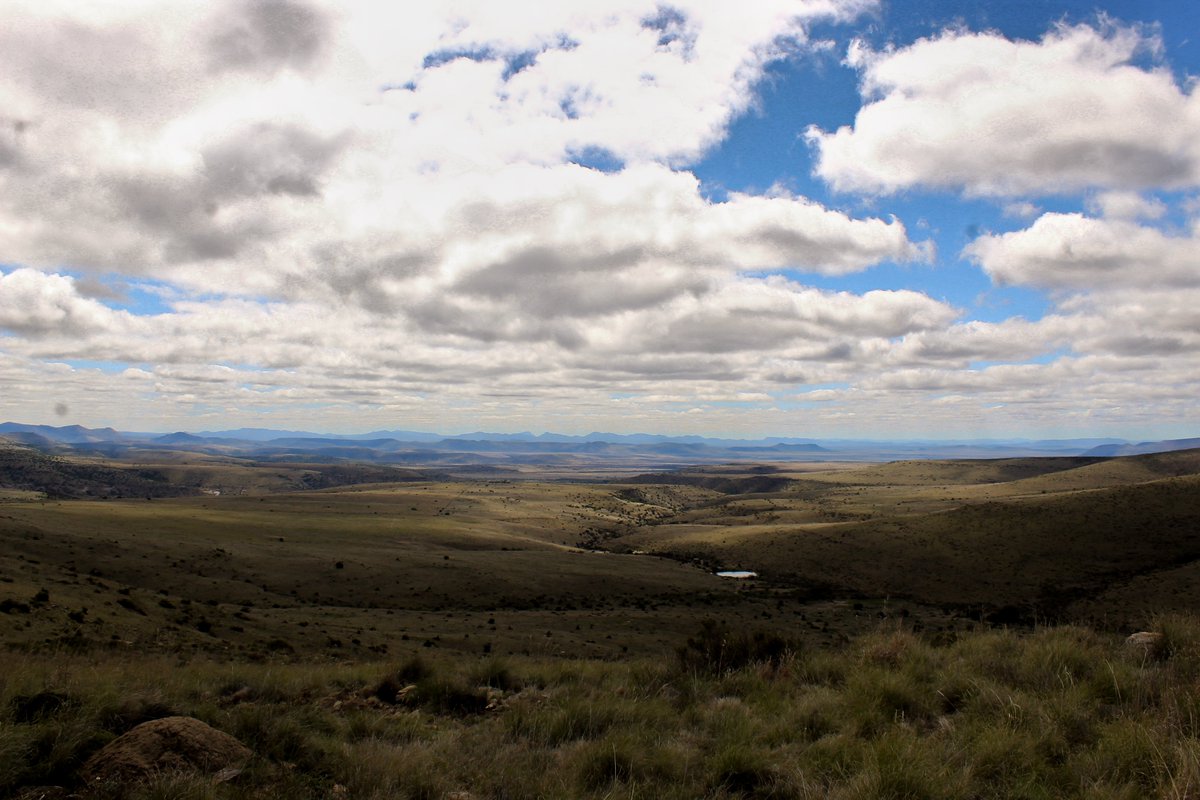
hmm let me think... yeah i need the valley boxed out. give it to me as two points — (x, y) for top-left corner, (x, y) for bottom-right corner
(3, 444), (1198, 662)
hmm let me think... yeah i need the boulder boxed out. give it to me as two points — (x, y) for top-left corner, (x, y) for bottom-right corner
(81, 716), (251, 786)
(1125, 631), (1166, 658)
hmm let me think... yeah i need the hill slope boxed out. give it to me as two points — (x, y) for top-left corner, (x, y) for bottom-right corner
(0, 438), (196, 499)
(613, 450), (1200, 625)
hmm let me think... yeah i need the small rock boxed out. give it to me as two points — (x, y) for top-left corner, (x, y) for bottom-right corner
(81, 716), (251, 785)
(227, 686), (255, 704)
(1125, 631), (1164, 649)
(1125, 631), (1167, 659)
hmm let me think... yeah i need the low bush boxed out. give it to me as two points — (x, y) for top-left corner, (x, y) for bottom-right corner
(677, 618), (798, 675)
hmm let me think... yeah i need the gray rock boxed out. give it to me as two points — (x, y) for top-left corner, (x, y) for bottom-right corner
(81, 716), (251, 785)
(1125, 631), (1166, 658)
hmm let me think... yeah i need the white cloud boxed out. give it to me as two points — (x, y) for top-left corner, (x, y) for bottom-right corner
(1086, 190), (1168, 220)
(591, 277), (957, 356)
(964, 212), (1200, 290)
(1002, 201), (1042, 220)
(1060, 288), (1200, 358)
(0, 0), (912, 305)
(379, 0), (877, 166)
(0, 269), (134, 336)
(960, 206), (1200, 373)
(885, 316), (1079, 367)
(0, 265), (957, 389)
(809, 22), (1200, 195)
(0, 0), (938, 423)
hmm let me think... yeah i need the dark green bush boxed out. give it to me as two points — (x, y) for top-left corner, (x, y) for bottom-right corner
(677, 619), (797, 675)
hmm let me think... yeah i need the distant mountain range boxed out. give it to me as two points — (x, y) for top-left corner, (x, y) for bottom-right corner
(1081, 438), (1200, 457)
(0, 421), (1192, 466)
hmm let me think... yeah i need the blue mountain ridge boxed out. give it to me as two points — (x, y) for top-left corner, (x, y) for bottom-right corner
(5, 421), (1191, 463)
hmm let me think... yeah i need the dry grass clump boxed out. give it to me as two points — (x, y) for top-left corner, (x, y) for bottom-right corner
(5, 616), (1200, 798)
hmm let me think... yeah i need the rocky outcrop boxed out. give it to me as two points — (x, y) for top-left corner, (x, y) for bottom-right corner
(81, 716), (251, 785)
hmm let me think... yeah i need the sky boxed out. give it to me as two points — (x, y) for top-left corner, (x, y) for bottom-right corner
(0, 0), (1198, 439)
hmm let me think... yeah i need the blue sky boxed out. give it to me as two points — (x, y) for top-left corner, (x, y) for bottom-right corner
(0, 0), (1198, 439)
(693, 0), (1199, 322)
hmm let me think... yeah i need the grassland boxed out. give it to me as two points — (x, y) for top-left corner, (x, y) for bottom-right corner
(7, 617), (1200, 798)
(0, 481), (783, 660)
(2, 446), (1200, 796)
(605, 450), (1200, 629)
(3, 449), (1199, 658)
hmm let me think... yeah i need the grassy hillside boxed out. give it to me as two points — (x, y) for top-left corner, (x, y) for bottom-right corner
(760, 475), (1200, 616)
(0, 437), (439, 498)
(610, 451), (1200, 625)
(788, 456), (1110, 487)
(0, 440), (198, 500)
(3, 481), (859, 661)
(3, 449), (1199, 661)
(5, 617), (1200, 798)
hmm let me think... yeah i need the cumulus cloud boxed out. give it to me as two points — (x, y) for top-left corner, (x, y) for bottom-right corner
(1086, 191), (1168, 220)
(593, 278), (957, 356)
(1061, 288), (1200, 358)
(0, 269), (133, 337)
(205, 0), (333, 75)
(885, 317), (1079, 367)
(0, 0), (951, 427)
(0, 0), (912, 301)
(947, 203), (1200, 403)
(809, 22), (1200, 195)
(1002, 202), (1042, 220)
(847, 193), (1200, 430)
(377, 0), (877, 166)
(965, 212), (1200, 290)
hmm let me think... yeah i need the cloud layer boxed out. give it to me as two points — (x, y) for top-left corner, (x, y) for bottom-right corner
(0, 3), (1197, 437)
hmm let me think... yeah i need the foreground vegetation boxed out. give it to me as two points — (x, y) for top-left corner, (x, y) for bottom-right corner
(6, 616), (1200, 799)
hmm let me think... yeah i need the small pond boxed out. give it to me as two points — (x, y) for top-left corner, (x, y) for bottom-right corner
(716, 570), (757, 579)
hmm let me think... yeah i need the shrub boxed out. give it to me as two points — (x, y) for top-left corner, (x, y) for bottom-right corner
(396, 654), (433, 683)
(471, 657), (523, 692)
(575, 738), (637, 789)
(374, 655), (439, 705)
(10, 691), (77, 723)
(678, 619), (797, 676)
(842, 668), (937, 736)
(411, 676), (489, 716)
(1152, 614), (1200, 676)
(707, 743), (775, 796)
